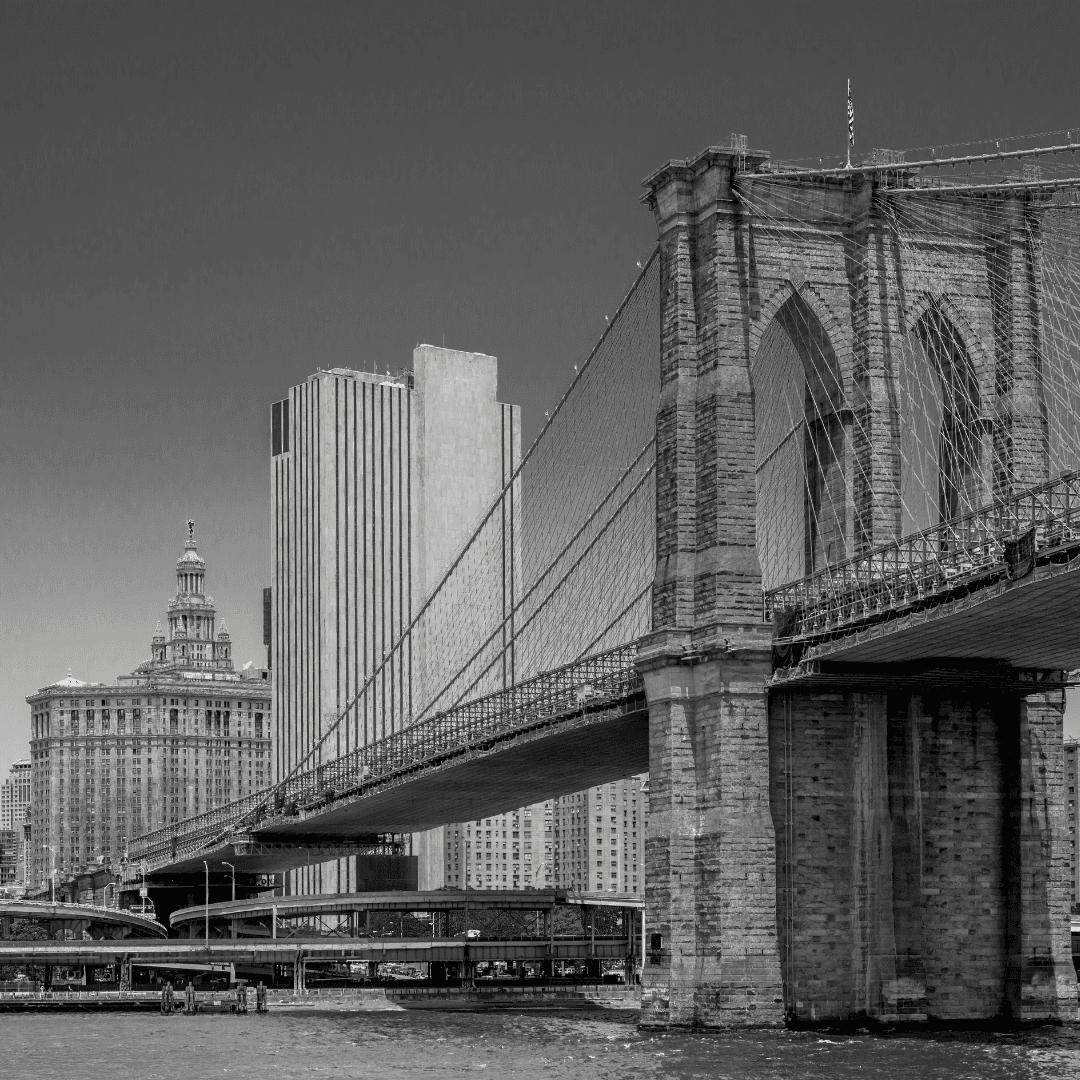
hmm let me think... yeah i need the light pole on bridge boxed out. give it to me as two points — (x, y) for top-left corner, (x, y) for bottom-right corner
(202, 860), (210, 943)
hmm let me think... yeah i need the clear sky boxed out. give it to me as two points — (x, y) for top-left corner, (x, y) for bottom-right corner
(3, 0), (1080, 770)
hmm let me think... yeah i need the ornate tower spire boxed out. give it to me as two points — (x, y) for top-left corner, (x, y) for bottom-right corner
(146, 523), (233, 672)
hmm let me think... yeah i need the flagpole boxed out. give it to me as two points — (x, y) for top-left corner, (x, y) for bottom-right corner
(846, 78), (852, 169)
(846, 78), (853, 169)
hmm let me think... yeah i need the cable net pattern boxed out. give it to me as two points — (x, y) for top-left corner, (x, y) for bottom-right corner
(736, 173), (1080, 599)
(299, 252), (660, 780)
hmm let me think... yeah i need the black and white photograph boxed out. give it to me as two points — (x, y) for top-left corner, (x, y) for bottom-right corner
(1, 2), (1079, 1076)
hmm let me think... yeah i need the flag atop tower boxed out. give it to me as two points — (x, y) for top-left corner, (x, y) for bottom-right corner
(846, 78), (854, 168)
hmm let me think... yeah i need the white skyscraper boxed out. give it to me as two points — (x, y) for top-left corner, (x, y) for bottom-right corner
(270, 347), (520, 893)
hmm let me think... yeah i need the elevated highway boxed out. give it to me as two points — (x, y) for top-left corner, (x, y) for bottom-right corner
(0, 900), (166, 939)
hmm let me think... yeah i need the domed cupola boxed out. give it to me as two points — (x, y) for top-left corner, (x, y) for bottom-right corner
(176, 519), (206, 596)
(155, 521), (233, 672)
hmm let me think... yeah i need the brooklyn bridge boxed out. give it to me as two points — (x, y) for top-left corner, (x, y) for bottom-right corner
(125, 137), (1080, 1028)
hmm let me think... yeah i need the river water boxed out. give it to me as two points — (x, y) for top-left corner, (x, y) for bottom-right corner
(4, 1009), (1080, 1079)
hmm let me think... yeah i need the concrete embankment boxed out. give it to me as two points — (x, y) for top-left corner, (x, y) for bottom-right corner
(0, 984), (641, 1013)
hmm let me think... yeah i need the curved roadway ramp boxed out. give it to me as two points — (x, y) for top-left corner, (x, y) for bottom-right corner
(0, 900), (166, 939)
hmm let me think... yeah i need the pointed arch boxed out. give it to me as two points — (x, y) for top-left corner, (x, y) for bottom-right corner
(750, 290), (849, 590)
(896, 295), (985, 532)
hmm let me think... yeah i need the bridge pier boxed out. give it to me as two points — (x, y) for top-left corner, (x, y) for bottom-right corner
(640, 143), (1078, 1028)
(639, 635), (784, 1029)
(769, 679), (1076, 1025)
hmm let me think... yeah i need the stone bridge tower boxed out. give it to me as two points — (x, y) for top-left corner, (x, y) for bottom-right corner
(638, 145), (1077, 1028)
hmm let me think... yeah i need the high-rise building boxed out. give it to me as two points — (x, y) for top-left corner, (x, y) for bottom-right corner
(553, 775), (647, 896)
(444, 802), (553, 891)
(1, 759), (32, 886)
(1, 759), (31, 832)
(1066, 739), (1078, 909)
(26, 526), (271, 891)
(0, 831), (18, 888)
(270, 349), (520, 893)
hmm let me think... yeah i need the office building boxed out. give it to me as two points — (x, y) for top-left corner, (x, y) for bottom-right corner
(553, 775), (647, 895)
(270, 348), (520, 892)
(1, 759), (31, 885)
(26, 526), (271, 890)
(444, 802), (553, 890)
(1, 759), (31, 832)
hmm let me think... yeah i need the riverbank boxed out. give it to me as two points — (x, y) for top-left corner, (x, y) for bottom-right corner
(0, 983), (641, 1013)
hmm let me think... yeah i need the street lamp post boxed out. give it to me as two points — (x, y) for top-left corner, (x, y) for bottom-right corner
(202, 860), (210, 943)
(222, 861), (236, 941)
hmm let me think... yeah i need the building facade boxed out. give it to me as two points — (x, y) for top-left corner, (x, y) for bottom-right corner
(1, 759), (31, 833)
(553, 776), (647, 896)
(1, 759), (32, 886)
(443, 802), (554, 891)
(270, 348), (520, 893)
(26, 527), (271, 891)
(1067, 739), (1078, 910)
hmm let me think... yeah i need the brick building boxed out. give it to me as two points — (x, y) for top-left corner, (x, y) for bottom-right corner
(26, 526), (271, 891)
(553, 776), (646, 895)
(444, 802), (553, 891)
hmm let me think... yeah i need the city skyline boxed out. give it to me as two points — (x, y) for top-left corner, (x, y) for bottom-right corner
(6, 1), (1080, 773)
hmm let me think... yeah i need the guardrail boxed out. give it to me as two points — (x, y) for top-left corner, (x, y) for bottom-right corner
(0, 899), (163, 926)
(765, 471), (1080, 644)
(129, 644), (642, 872)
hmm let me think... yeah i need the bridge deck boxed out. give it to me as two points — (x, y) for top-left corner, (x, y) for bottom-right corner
(797, 550), (1080, 669)
(768, 471), (1080, 675)
(131, 646), (646, 876)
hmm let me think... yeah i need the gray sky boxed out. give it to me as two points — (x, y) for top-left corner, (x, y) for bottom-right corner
(3, 0), (1080, 769)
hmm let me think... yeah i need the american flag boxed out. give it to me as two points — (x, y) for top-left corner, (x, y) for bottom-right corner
(847, 78), (854, 146)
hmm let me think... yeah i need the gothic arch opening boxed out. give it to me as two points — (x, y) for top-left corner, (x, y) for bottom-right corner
(752, 293), (848, 591)
(898, 305), (982, 534)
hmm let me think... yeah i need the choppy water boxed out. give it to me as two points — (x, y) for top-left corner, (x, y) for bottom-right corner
(4, 1009), (1080, 1079)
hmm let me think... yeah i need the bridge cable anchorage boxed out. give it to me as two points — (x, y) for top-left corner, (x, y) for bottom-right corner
(130, 250), (661, 870)
(732, 169), (1080, 655)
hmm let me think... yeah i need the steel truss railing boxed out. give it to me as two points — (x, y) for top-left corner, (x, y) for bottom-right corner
(765, 471), (1080, 644)
(129, 644), (642, 872)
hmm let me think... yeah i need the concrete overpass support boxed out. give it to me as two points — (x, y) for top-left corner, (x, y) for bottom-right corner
(769, 683), (1077, 1025)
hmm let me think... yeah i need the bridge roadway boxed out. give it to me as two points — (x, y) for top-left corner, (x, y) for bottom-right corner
(767, 471), (1080, 680)
(130, 647), (647, 876)
(131, 476), (1080, 880)
(0, 900), (166, 939)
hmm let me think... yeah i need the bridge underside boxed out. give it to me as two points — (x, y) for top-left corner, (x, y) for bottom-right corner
(274, 704), (648, 836)
(158, 702), (648, 876)
(153, 842), (413, 878)
(782, 550), (1080, 674)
